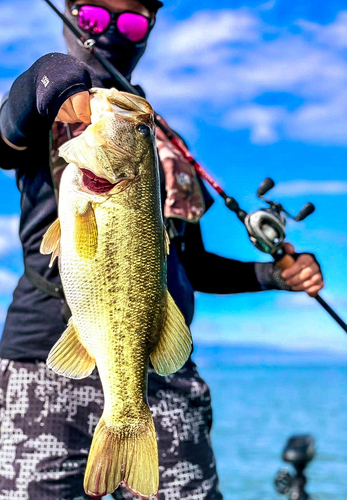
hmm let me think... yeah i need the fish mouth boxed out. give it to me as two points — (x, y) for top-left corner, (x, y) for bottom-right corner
(80, 168), (126, 194)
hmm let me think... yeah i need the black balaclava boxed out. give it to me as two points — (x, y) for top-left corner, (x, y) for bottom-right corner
(63, 0), (163, 86)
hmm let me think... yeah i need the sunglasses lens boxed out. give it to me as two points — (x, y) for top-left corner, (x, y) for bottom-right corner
(116, 12), (150, 42)
(78, 6), (111, 35)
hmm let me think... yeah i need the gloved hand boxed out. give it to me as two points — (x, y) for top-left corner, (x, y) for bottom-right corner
(255, 243), (324, 297)
(35, 53), (94, 123)
(0, 53), (95, 148)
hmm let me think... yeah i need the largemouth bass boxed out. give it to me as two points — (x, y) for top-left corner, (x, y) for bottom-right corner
(40, 88), (192, 499)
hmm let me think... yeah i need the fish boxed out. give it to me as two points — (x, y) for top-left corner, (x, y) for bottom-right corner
(40, 88), (192, 499)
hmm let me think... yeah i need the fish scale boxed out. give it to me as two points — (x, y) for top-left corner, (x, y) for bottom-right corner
(40, 88), (193, 499)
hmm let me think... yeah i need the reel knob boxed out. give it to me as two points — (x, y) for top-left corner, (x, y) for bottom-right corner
(295, 203), (315, 221)
(257, 177), (275, 197)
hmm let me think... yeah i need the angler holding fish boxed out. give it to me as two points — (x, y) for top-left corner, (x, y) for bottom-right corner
(0, 0), (324, 499)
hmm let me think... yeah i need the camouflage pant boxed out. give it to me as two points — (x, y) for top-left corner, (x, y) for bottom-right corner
(0, 358), (223, 500)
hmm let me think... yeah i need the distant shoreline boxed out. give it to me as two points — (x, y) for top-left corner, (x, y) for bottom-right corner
(192, 342), (347, 366)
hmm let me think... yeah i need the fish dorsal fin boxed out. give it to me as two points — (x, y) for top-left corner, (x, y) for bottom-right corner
(74, 202), (98, 260)
(47, 318), (96, 379)
(150, 292), (192, 376)
(40, 218), (61, 268)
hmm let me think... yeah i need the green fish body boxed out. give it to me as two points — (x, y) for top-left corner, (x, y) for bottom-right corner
(41, 88), (192, 498)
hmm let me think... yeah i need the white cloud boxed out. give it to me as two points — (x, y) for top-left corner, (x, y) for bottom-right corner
(0, 215), (20, 257)
(224, 105), (286, 144)
(258, 0), (276, 11)
(297, 11), (347, 49)
(0, 0), (66, 75)
(0, 268), (18, 295)
(191, 307), (347, 354)
(0, 169), (15, 179)
(162, 8), (261, 56)
(274, 290), (347, 311)
(0, 2), (346, 145)
(273, 180), (347, 197)
(0, 304), (7, 331)
(134, 8), (347, 145)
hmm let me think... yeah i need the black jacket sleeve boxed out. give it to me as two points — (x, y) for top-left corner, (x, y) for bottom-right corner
(0, 52), (95, 164)
(181, 221), (262, 294)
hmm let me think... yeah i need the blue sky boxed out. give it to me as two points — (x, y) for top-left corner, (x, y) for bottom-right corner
(0, 0), (347, 354)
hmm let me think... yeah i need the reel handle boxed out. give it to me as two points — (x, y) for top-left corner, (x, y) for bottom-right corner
(257, 177), (275, 197)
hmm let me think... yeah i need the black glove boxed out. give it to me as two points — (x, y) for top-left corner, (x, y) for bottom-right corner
(0, 53), (96, 148)
(255, 261), (291, 291)
(255, 253), (322, 292)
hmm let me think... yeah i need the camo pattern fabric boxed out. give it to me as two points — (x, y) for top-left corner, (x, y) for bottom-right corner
(155, 118), (205, 223)
(0, 358), (223, 500)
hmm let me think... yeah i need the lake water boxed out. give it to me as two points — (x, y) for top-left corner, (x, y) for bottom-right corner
(192, 344), (347, 500)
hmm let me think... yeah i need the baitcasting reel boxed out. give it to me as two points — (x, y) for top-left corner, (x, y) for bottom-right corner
(244, 178), (315, 258)
(274, 434), (315, 500)
(224, 177), (347, 333)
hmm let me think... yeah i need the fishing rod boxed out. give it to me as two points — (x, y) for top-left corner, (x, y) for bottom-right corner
(244, 177), (347, 334)
(43, 0), (347, 335)
(42, 0), (242, 216)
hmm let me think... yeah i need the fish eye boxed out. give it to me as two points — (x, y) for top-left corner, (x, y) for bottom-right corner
(137, 124), (150, 137)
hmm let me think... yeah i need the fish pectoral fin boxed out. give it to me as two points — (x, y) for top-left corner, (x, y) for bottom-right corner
(47, 318), (96, 379)
(150, 292), (193, 376)
(164, 228), (170, 256)
(74, 202), (98, 260)
(40, 218), (61, 267)
(84, 415), (159, 499)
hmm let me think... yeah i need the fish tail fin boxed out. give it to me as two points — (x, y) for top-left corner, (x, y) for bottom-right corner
(84, 414), (159, 499)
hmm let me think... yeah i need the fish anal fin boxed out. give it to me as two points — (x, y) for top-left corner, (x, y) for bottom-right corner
(150, 292), (192, 376)
(84, 415), (159, 499)
(40, 218), (61, 263)
(74, 202), (98, 260)
(47, 318), (95, 379)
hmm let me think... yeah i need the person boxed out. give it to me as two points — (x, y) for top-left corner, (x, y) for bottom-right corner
(0, 0), (324, 499)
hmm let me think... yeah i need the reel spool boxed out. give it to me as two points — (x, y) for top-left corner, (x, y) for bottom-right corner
(244, 209), (286, 254)
(244, 178), (315, 258)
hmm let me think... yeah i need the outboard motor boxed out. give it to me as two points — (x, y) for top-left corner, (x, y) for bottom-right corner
(274, 434), (315, 500)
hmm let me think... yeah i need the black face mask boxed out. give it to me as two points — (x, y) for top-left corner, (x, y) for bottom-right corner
(63, 5), (154, 85)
